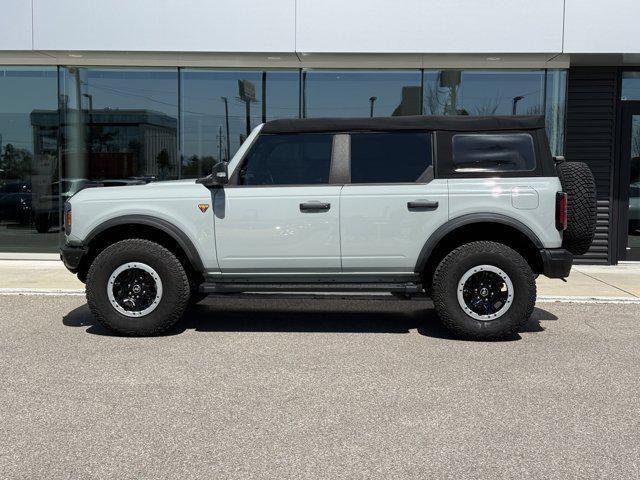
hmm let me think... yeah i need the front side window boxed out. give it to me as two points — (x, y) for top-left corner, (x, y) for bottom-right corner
(350, 132), (432, 183)
(238, 134), (333, 185)
(452, 133), (535, 173)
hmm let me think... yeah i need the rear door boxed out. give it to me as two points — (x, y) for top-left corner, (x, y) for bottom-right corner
(339, 131), (449, 273)
(214, 133), (342, 273)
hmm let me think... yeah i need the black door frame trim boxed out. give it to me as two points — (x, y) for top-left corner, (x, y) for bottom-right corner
(615, 100), (640, 261)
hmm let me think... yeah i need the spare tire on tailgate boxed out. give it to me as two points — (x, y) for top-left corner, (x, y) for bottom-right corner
(556, 161), (597, 255)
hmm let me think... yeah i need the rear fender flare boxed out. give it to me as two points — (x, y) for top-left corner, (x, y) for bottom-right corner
(414, 213), (544, 273)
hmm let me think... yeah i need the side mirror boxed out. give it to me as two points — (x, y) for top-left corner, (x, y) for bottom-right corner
(197, 161), (229, 187)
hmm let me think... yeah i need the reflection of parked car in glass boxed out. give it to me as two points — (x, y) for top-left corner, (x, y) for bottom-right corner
(630, 181), (640, 234)
(0, 181), (32, 225)
(34, 179), (89, 233)
(34, 178), (146, 233)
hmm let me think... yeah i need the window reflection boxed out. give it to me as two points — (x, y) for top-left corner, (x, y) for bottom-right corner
(180, 70), (299, 178)
(545, 69), (566, 156)
(423, 70), (545, 116)
(59, 67), (179, 182)
(0, 67), (58, 252)
(303, 70), (422, 118)
(621, 72), (640, 101)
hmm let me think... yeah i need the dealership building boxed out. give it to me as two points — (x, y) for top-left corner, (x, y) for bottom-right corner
(0, 0), (638, 263)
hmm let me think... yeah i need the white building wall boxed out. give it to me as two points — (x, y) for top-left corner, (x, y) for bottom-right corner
(563, 0), (640, 53)
(32, 0), (296, 52)
(296, 0), (564, 54)
(0, 0), (32, 50)
(0, 1), (637, 57)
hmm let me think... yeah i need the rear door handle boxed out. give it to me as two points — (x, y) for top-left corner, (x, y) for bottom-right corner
(407, 200), (439, 211)
(300, 201), (331, 212)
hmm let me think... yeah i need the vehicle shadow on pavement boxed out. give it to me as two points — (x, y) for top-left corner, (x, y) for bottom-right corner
(62, 298), (558, 342)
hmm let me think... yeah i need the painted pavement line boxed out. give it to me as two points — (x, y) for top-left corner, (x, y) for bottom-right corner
(1, 288), (640, 304)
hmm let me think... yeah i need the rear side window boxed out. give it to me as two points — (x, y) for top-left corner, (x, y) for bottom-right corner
(238, 134), (333, 185)
(350, 132), (432, 183)
(452, 133), (535, 173)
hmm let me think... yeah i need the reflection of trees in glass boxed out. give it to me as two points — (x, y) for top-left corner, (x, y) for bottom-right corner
(155, 148), (173, 180)
(474, 98), (500, 116)
(0, 144), (33, 180)
(182, 154), (215, 178)
(89, 126), (117, 153)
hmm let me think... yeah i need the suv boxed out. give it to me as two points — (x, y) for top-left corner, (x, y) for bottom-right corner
(61, 115), (597, 339)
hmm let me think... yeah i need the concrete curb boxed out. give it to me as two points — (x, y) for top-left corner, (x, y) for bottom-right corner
(1, 288), (639, 304)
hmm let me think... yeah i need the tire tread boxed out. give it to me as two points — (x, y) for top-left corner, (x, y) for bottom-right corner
(86, 238), (190, 336)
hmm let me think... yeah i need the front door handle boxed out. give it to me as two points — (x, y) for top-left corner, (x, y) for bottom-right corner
(300, 201), (331, 212)
(407, 200), (439, 211)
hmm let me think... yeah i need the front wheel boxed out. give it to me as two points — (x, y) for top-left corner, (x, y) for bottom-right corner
(86, 239), (191, 336)
(432, 241), (536, 340)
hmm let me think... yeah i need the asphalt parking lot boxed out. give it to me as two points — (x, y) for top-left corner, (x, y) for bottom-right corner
(1, 294), (639, 479)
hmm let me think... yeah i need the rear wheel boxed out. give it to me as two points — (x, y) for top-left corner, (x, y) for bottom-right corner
(432, 241), (536, 340)
(86, 239), (190, 336)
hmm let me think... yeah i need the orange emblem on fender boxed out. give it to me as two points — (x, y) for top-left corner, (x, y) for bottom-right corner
(198, 203), (209, 213)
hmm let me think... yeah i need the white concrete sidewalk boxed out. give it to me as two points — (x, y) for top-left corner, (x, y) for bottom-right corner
(0, 259), (639, 300)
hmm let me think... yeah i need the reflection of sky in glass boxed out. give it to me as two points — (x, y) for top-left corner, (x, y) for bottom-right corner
(622, 72), (640, 101)
(303, 70), (422, 118)
(180, 70), (299, 163)
(0, 68), (58, 153)
(81, 69), (178, 116)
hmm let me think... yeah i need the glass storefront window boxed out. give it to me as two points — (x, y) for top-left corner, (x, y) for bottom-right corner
(423, 69), (565, 155)
(0, 67), (59, 252)
(423, 70), (545, 116)
(59, 67), (179, 182)
(180, 69), (299, 177)
(545, 69), (567, 156)
(302, 70), (422, 118)
(621, 72), (640, 101)
(0, 64), (569, 254)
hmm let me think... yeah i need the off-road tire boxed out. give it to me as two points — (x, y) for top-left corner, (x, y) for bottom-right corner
(556, 161), (597, 255)
(86, 239), (190, 336)
(432, 241), (536, 340)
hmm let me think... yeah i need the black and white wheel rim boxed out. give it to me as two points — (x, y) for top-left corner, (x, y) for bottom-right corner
(107, 262), (163, 318)
(457, 265), (514, 321)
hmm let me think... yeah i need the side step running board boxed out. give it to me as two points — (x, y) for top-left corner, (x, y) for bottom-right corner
(200, 282), (423, 295)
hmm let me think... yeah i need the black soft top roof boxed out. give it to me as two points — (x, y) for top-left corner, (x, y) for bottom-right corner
(261, 115), (545, 134)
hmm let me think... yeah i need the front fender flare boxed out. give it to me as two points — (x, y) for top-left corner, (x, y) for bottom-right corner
(84, 214), (205, 273)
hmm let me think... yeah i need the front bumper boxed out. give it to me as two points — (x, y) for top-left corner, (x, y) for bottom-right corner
(539, 248), (573, 279)
(60, 244), (87, 273)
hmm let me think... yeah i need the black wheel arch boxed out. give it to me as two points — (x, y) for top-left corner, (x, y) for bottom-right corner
(78, 215), (206, 281)
(416, 213), (545, 291)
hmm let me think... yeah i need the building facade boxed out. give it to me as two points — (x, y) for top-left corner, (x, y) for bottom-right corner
(0, 0), (638, 263)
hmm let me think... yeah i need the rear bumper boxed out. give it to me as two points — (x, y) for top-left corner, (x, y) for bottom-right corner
(539, 248), (573, 279)
(60, 244), (87, 273)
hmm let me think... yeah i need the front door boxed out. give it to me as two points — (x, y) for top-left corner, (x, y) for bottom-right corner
(213, 132), (342, 273)
(618, 105), (640, 261)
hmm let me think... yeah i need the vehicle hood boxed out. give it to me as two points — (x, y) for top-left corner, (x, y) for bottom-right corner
(70, 178), (208, 203)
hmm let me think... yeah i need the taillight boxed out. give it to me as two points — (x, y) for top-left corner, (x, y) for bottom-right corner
(556, 192), (567, 231)
(64, 202), (72, 235)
